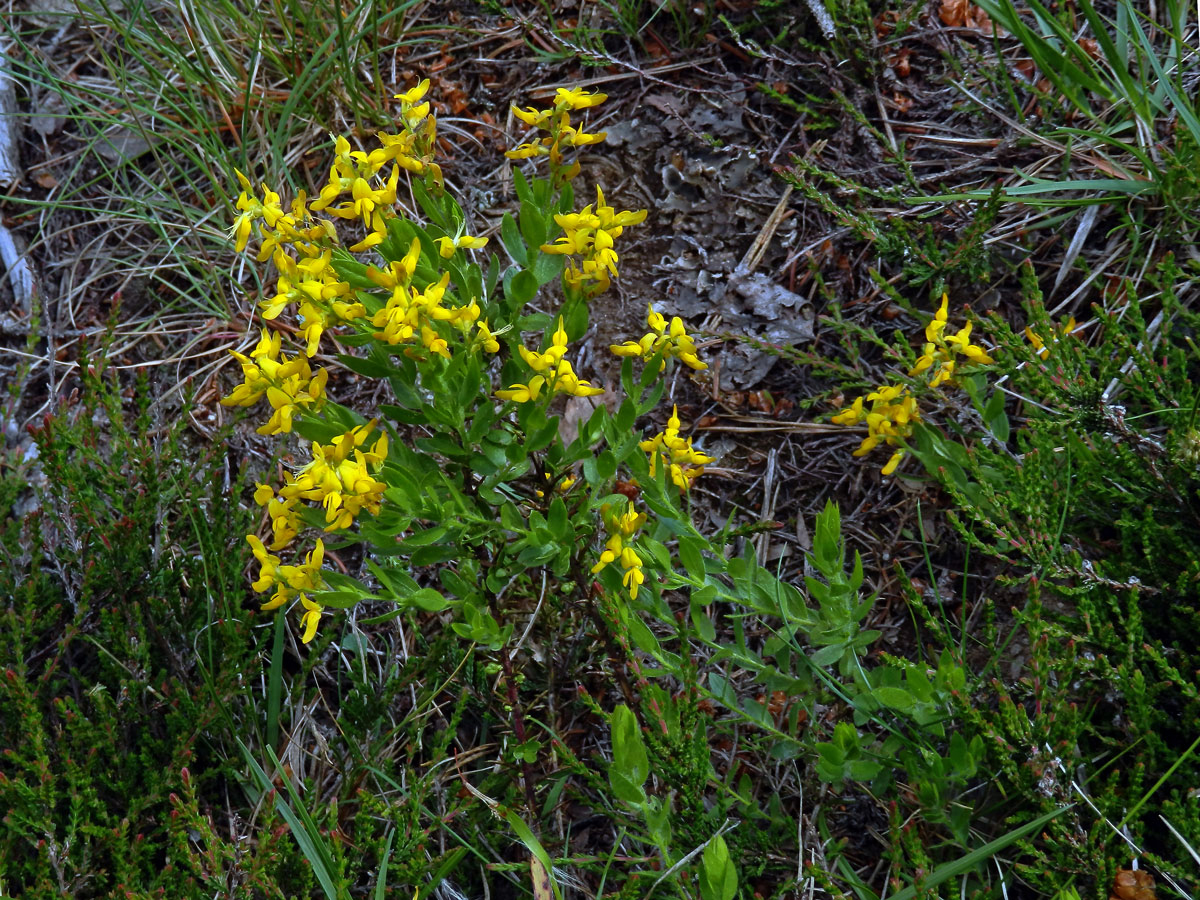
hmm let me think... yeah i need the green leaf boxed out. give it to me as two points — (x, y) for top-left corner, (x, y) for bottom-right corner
(520, 199), (548, 249)
(627, 616), (662, 655)
(811, 643), (846, 667)
(614, 397), (637, 435)
(873, 686), (915, 712)
(610, 704), (649, 793)
(699, 835), (738, 900)
(596, 450), (617, 482)
(439, 568), (475, 599)
(531, 250), (565, 285)
(490, 801), (563, 900)
(410, 588), (450, 612)
(337, 351), (392, 379)
(500, 212), (526, 266)
(609, 771), (647, 805)
(708, 673), (737, 707)
(416, 435), (470, 460)
(547, 497), (569, 538)
(512, 166), (534, 205)
(691, 603), (716, 642)
(677, 535), (705, 579)
(507, 269), (539, 307)
(399, 524), (448, 547)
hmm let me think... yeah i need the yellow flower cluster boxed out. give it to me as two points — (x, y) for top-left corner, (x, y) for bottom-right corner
(300, 80), (439, 252)
(831, 385), (921, 476)
(910, 293), (994, 388)
(230, 177), (363, 360)
(367, 237), (498, 360)
(506, 87), (609, 183)
(310, 135), (399, 251)
(227, 84), (509, 646)
(227, 78), (460, 365)
(220, 328), (328, 435)
(264, 252), (366, 357)
(834, 295), (994, 476)
(640, 405), (715, 490)
(590, 500), (647, 600)
(1025, 316), (1077, 359)
(540, 186), (647, 297)
(245, 422), (388, 643)
(284, 421), (389, 531)
(610, 305), (707, 370)
(247, 536), (326, 643)
(496, 318), (603, 403)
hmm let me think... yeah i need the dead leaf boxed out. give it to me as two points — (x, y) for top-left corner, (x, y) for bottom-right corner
(965, 6), (995, 32)
(939, 0), (998, 33)
(530, 855), (553, 900)
(939, 0), (968, 26)
(1111, 870), (1156, 900)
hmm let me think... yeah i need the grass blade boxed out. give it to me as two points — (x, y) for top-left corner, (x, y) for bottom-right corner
(887, 805), (1073, 900)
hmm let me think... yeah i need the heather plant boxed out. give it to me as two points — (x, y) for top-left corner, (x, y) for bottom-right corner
(891, 257), (1200, 891)
(0, 362), (293, 898)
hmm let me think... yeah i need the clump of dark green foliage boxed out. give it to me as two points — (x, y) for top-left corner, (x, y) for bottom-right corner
(0, 363), (292, 898)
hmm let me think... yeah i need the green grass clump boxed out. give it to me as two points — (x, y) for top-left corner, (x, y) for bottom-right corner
(1, 0), (432, 323)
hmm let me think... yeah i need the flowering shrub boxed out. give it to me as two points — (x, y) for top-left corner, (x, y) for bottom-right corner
(221, 83), (713, 645)
(832, 294), (994, 475)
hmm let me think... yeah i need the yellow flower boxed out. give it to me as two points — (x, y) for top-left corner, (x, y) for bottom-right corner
(279, 422), (388, 531)
(497, 319), (602, 402)
(512, 105), (553, 128)
(909, 294), (993, 387)
(298, 595), (323, 644)
(246, 536), (326, 639)
(538, 187), (646, 297)
(505, 87), (609, 184)
(495, 376), (545, 404)
(394, 78), (430, 106)
(220, 328), (328, 434)
(1024, 316), (1077, 360)
(435, 233), (489, 258)
(620, 547), (645, 599)
(230, 170), (294, 254)
(640, 405), (715, 489)
(548, 359), (604, 397)
(945, 321), (994, 364)
(830, 396), (864, 426)
(247, 534), (282, 594)
(421, 325), (451, 360)
(472, 319), (501, 355)
(591, 500), (647, 600)
(610, 305), (707, 370)
(833, 384), (920, 475)
(553, 87), (607, 109)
